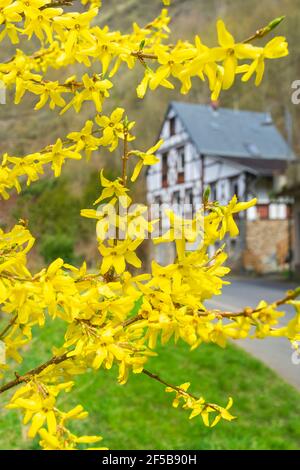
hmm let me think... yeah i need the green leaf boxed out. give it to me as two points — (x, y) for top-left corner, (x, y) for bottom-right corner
(139, 39), (146, 51)
(203, 186), (211, 204)
(130, 296), (144, 317)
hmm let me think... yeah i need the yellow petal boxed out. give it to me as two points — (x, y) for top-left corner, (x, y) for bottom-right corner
(222, 54), (237, 90)
(114, 255), (126, 274)
(217, 20), (235, 47)
(110, 107), (124, 123)
(131, 161), (143, 182)
(28, 412), (46, 438)
(233, 198), (257, 213)
(125, 251), (142, 268)
(228, 216), (239, 237)
(46, 410), (57, 435)
(39, 428), (60, 448)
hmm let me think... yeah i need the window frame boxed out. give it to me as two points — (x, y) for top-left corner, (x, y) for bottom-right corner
(257, 204), (269, 220)
(169, 117), (176, 136)
(162, 152), (168, 188)
(177, 146), (185, 183)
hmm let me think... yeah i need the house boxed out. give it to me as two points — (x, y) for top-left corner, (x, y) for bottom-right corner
(280, 160), (300, 275)
(146, 101), (294, 273)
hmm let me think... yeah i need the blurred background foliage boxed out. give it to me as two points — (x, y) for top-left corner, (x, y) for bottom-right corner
(12, 170), (118, 267)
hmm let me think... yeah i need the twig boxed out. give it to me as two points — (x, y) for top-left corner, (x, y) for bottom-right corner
(40, 0), (74, 10)
(142, 368), (197, 399)
(122, 314), (143, 328)
(0, 314), (18, 340)
(131, 51), (158, 60)
(142, 369), (219, 413)
(243, 17), (285, 44)
(0, 353), (69, 395)
(198, 289), (300, 319)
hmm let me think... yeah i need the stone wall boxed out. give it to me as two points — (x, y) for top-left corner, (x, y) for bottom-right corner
(149, 218), (292, 275)
(243, 219), (292, 274)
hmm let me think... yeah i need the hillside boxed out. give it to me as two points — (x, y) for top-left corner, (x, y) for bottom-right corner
(0, 0), (299, 266)
(1, 0), (299, 156)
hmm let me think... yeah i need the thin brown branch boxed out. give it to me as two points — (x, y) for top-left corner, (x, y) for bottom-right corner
(142, 368), (198, 399)
(198, 289), (300, 319)
(142, 369), (220, 413)
(243, 17), (285, 43)
(131, 51), (158, 60)
(0, 352), (70, 395)
(0, 271), (102, 285)
(243, 32), (265, 44)
(0, 314), (18, 340)
(122, 314), (143, 328)
(0, 273), (37, 283)
(40, 0), (74, 9)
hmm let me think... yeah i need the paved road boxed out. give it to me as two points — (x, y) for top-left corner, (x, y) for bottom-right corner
(205, 277), (300, 391)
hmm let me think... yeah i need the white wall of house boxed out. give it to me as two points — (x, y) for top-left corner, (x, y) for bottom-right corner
(147, 112), (288, 219)
(294, 199), (300, 272)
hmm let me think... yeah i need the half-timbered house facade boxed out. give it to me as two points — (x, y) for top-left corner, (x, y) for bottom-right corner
(146, 101), (293, 273)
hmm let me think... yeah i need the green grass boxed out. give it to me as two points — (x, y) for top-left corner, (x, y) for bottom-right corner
(0, 319), (300, 450)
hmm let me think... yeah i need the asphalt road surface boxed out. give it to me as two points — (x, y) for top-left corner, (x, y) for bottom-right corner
(206, 277), (300, 391)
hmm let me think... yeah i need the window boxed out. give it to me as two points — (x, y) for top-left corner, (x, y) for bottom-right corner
(220, 182), (226, 201)
(185, 188), (193, 205)
(229, 177), (239, 198)
(257, 204), (269, 220)
(210, 182), (217, 201)
(154, 196), (162, 235)
(269, 203), (287, 220)
(169, 117), (176, 136)
(233, 183), (239, 198)
(185, 188), (194, 218)
(172, 191), (181, 215)
(177, 146), (185, 183)
(162, 153), (168, 188)
(230, 238), (237, 251)
(154, 195), (161, 213)
(172, 191), (180, 205)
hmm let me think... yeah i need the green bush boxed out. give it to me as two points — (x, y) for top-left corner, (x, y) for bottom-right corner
(40, 233), (76, 264)
(14, 177), (81, 264)
(13, 170), (119, 265)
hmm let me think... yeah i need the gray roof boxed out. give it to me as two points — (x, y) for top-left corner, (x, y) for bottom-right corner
(170, 101), (293, 161)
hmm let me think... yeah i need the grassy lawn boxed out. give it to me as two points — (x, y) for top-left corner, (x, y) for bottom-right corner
(0, 319), (300, 450)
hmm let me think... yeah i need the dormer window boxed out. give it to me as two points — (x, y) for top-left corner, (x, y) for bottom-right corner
(169, 117), (176, 136)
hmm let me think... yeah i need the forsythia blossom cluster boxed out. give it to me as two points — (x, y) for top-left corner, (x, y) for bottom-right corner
(0, 0), (297, 451)
(0, 0), (288, 113)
